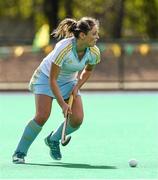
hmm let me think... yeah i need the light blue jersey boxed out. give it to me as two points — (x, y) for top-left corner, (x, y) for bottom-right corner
(39, 37), (100, 83)
(29, 37), (100, 99)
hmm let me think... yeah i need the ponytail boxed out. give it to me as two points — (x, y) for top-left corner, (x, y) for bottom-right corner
(51, 18), (77, 39)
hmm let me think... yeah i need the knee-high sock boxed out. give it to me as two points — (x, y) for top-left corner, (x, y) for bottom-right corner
(14, 119), (42, 155)
(49, 121), (79, 142)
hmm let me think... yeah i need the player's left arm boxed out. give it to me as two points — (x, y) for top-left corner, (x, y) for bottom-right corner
(78, 64), (95, 87)
(72, 46), (101, 97)
(72, 64), (95, 97)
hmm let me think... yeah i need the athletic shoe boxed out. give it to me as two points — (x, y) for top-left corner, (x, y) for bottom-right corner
(12, 152), (26, 164)
(44, 133), (62, 160)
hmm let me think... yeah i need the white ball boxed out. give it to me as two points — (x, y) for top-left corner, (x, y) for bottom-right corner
(129, 159), (138, 167)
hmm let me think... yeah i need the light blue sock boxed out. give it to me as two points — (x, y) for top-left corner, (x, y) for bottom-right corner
(15, 119), (42, 155)
(49, 121), (79, 142)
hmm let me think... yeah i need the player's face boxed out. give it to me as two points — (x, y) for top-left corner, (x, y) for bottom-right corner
(85, 25), (99, 47)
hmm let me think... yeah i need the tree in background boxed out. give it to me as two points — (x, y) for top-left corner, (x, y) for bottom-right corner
(142, 0), (158, 39)
(0, 0), (158, 44)
(0, 0), (36, 44)
(43, 0), (59, 33)
(72, 0), (126, 39)
(42, 0), (74, 33)
(111, 0), (126, 38)
(124, 0), (158, 39)
(64, 0), (74, 18)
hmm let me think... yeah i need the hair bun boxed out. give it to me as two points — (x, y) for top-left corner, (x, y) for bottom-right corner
(69, 22), (78, 32)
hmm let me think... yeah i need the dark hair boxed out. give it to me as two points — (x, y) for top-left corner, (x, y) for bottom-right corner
(52, 17), (99, 39)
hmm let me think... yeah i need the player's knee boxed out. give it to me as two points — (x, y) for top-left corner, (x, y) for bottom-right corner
(70, 116), (83, 128)
(35, 113), (50, 126)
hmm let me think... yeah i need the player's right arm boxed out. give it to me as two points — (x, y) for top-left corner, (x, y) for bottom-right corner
(50, 63), (72, 117)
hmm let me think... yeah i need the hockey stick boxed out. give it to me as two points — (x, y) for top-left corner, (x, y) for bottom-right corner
(61, 94), (74, 146)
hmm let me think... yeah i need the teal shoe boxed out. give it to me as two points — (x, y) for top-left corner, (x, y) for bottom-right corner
(44, 133), (62, 160)
(12, 152), (26, 164)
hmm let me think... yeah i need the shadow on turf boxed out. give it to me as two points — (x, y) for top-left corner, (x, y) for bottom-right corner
(25, 162), (117, 169)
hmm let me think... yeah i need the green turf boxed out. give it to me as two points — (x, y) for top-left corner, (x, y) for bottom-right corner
(0, 91), (158, 179)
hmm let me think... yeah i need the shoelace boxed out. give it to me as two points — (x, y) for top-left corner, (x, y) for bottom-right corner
(49, 141), (60, 152)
